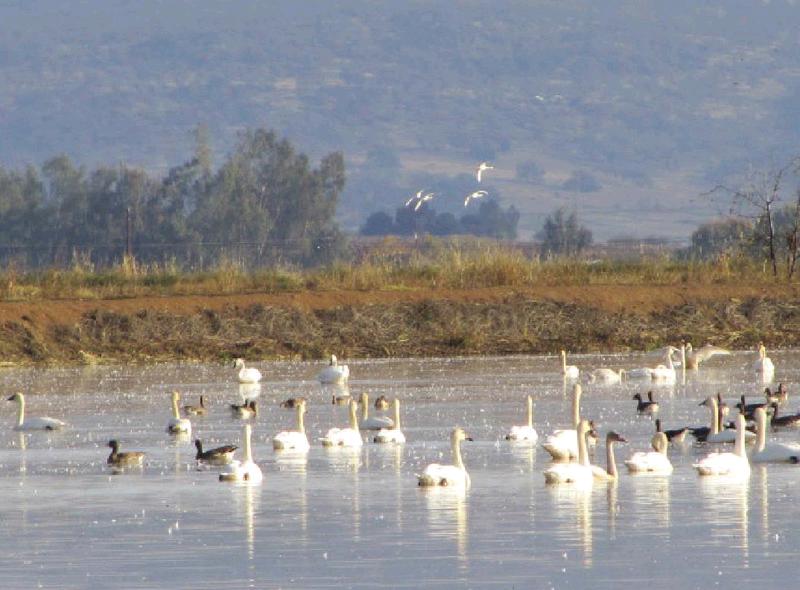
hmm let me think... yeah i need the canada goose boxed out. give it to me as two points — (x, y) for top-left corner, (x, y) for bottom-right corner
(230, 400), (257, 419)
(633, 392), (659, 414)
(317, 354), (349, 384)
(765, 384), (788, 405)
(655, 419), (688, 445)
(167, 392), (192, 435)
(273, 399), (310, 452)
(751, 407), (800, 463)
(505, 395), (538, 442)
(625, 432), (673, 474)
(6, 393), (66, 431)
(374, 395), (390, 411)
(234, 358), (262, 384)
(279, 397), (306, 409)
(195, 439), (238, 465)
(417, 427), (472, 487)
(331, 393), (351, 406)
(543, 419), (593, 486)
(359, 393), (394, 430)
(183, 396), (207, 416)
(374, 399), (406, 444)
(770, 403), (800, 429)
(219, 424), (263, 483)
(320, 399), (363, 447)
(107, 440), (145, 467)
(561, 350), (579, 380)
(693, 413), (751, 477)
(736, 395), (770, 420)
(591, 431), (627, 481)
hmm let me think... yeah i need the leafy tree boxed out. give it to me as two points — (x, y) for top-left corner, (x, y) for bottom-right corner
(683, 218), (752, 260)
(538, 207), (593, 256)
(360, 211), (395, 236)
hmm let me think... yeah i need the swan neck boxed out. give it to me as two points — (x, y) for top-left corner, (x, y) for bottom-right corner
(577, 422), (589, 467)
(606, 441), (617, 478)
(296, 405), (305, 434)
(526, 396), (533, 428)
(734, 418), (746, 459)
(350, 402), (359, 431)
(561, 350), (567, 372)
(393, 400), (401, 430)
(15, 395), (24, 426)
(572, 386), (581, 429)
(756, 411), (766, 452)
(452, 436), (464, 470)
(172, 396), (180, 420)
(709, 398), (719, 435)
(361, 395), (369, 420)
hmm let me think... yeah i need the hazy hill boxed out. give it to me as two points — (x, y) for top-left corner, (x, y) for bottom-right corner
(2, 0), (800, 239)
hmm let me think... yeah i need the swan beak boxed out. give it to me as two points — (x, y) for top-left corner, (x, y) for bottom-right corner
(6, 395), (14, 401)
(465, 437), (474, 442)
(617, 435), (628, 443)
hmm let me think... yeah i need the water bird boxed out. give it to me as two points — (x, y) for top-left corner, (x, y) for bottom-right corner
(234, 358), (262, 384)
(317, 354), (350, 384)
(166, 391), (192, 435)
(279, 397), (306, 409)
(627, 347), (678, 383)
(6, 393), (66, 431)
(770, 403), (800, 429)
(754, 342), (775, 381)
(320, 399), (363, 447)
(107, 440), (145, 467)
(374, 395), (390, 410)
(625, 432), (673, 474)
(542, 384), (597, 461)
(475, 161), (494, 182)
(195, 439), (238, 465)
(183, 395), (207, 416)
(591, 431), (627, 481)
(219, 424), (263, 483)
(463, 190), (488, 207)
(736, 394), (770, 420)
(404, 189), (425, 207)
(751, 407), (800, 463)
(543, 419), (593, 486)
(765, 384), (788, 405)
(633, 391), (659, 415)
(505, 395), (538, 443)
(588, 368), (626, 384)
(273, 399), (310, 452)
(359, 392), (394, 430)
(693, 413), (751, 477)
(655, 419), (688, 445)
(413, 192), (435, 211)
(694, 396), (755, 444)
(561, 350), (579, 380)
(231, 399), (257, 419)
(682, 342), (732, 370)
(373, 399), (406, 444)
(417, 427), (472, 487)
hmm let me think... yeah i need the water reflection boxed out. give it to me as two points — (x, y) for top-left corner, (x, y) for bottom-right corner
(238, 383), (261, 401)
(699, 476), (750, 564)
(508, 441), (535, 472)
(422, 487), (469, 569)
(548, 486), (593, 566)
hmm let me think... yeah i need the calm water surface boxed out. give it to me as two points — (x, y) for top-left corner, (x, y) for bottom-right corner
(1, 351), (800, 589)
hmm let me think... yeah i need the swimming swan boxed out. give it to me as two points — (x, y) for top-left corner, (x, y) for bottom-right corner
(542, 384), (596, 461)
(697, 395), (755, 444)
(234, 358), (262, 384)
(588, 368), (626, 384)
(219, 424), (263, 483)
(6, 393), (66, 431)
(374, 399), (406, 444)
(625, 432), (673, 474)
(693, 413), (751, 477)
(195, 439), (238, 465)
(505, 395), (538, 443)
(166, 391), (192, 435)
(543, 419), (593, 486)
(561, 350), (579, 380)
(272, 399), (310, 452)
(359, 392), (394, 430)
(628, 347), (678, 383)
(107, 440), (145, 467)
(751, 406), (800, 463)
(591, 431), (627, 481)
(320, 399), (363, 447)
(418, 427), (472, 487)
(317, 354), (350, 384)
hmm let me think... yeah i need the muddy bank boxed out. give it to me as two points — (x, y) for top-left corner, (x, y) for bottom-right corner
(0, 287), (797, 365)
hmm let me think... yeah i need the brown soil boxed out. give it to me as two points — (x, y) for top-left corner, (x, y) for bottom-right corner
(0, 284), (796, 365)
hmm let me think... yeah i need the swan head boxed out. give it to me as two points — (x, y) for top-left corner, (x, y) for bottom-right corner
(234, 358), (245, 369)
(330, 354), (338, 366)
(606, 431), (627, 444)
(7, 392), (22, 403)
(451, 427), (473, 444)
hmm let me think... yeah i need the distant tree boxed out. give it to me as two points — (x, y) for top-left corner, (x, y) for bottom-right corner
(460, 200), (519, 239)
(538, 208), (593, 256)
(429, 212), (462, 236)
(360, 211), (395, 236)
(561, 170), (601, 193)
(683, 218), (752, 260)
(516, 160), (544, 183)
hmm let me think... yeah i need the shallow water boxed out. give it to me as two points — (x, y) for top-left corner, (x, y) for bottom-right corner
(1, 351), (799, 588)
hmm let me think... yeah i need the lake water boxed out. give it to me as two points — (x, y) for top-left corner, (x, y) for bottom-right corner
(1, 351), (799, 589)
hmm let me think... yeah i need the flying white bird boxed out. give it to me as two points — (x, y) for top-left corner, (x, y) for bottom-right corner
(405, 189), (425, 207)
(464, 190), (488, 207)
(413, 192), (435, 211)
(475, 162), (494, 182)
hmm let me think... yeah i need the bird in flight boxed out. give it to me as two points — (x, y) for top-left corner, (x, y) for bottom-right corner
(464, 190), (488, 207)
(405, 190), (425, 207)
(475, 162), (494, 182)
(414, 192), (435, 211)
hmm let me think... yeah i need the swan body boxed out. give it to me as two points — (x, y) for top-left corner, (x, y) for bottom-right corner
(588, 368), (625, 384)
(166, 392), (192, 435)
(561, 350), (579, 380)
(359, 393), (394, 430)
(591, 431), (627, 481)
(107, 440), (145, 467)
(273, 399), (310, 452)
(625, 432), (673, 474)
(219, 424), (263, 483)
(6, 393), (66, 431)
(418, 427), (471, 487)
(374, 399), (406, 444)
(694, 413), (750, 477)
(183, 395), (207, 416)
(683, 343), (731, 370)
(195, 439), (237, 465)
(543, 419), (593, 486)
(231, 400), (257, 419)
(234, 358), (262, 384)
(505, 395), (538, 443)
(698, 395), (755, 444)
(317, 354), (350, 384)
(542, 384), (596, 461)
(751, 407), (800, 463)
(754, 343), (775, 382)
(475, 161), (494, 182)
(320, 400), (363, 447)
(628, 347), (678, 383)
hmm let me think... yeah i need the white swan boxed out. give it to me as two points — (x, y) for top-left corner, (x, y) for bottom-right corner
(317, 354), (350, 384)
(234, 358), (262, 384)
(561, 350), (579, 380)
(542, 384), (596, 461)
(359, 392), (394, 430)
(320, 399), (363, 447)
(413, 192), (435, 211)
(219, 424), (263, 483)
(627, 346), (678, 383)
(464, 190), (488, 207)
(694, 413), (751, 478)
(418, 427), (472, 487)
(751, 406), (800, 463)
(505, 395), (538, 443)
(6, 393), (66, 431)
(475, 161), (494, 182)
(543, 419), (593, 486)
(591, 431), (627, 481)
(754, 343), (775, 382)
(683, 342), (731, 370)
(166, 391), (192, 435)
(272, 399), (310, 452)
(699, 396), (755, 444)
(625, 432), (673, 474)
(373, 399), (406, 444)
(588, 368), (625, 384)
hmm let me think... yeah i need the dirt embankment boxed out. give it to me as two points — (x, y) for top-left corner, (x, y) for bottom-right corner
(0, 284), (798, 365)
